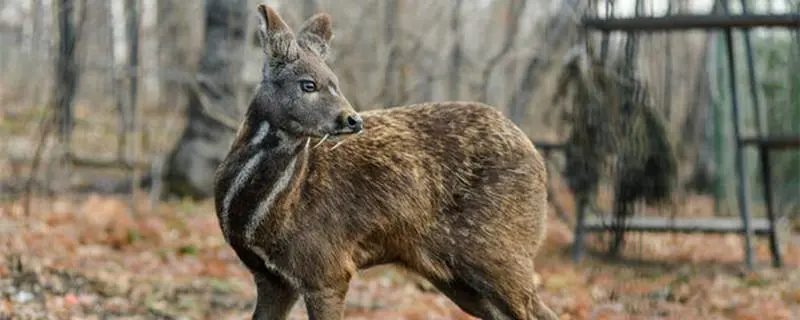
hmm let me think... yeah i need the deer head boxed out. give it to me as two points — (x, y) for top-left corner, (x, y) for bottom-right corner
(250, 5), (362, 138)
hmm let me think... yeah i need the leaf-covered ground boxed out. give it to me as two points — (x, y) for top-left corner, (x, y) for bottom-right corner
(1, 193), (799, 320)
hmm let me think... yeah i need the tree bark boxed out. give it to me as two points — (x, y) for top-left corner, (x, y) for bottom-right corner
(302, 0), (319, 19)
(662, 0), (674, 120)
(478, 0), (527, 103)
(161, 0), (249, 200)
(156, 0), (199, 110)
(380, 0), (400, 107)
(508, 0), (584, 125)
(682, 44), (715, 194)
(124, 0), (141, 214)
(55, 0), (81, 151)
(124, 0), (140, 159)
(30, 0), (43, 54)
(447, 0), (463, 100)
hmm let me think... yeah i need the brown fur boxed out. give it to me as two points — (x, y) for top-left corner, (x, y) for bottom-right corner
(213, 5), (558, 320)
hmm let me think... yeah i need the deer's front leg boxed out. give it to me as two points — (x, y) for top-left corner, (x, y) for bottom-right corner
(252, 271), (299, 320)
(303, 279), (350, 320)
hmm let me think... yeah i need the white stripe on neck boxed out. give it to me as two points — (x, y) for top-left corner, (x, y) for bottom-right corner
(245, 155), (299, 245)
(250, 246), (301, 289)
(220, 150), (266, 242)
(250, 121), (271, 146)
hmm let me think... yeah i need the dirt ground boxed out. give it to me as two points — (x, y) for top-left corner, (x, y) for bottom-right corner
(1, 191), (799, 320)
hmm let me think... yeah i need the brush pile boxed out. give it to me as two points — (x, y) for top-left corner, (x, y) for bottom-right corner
(551, 47), (678, 255)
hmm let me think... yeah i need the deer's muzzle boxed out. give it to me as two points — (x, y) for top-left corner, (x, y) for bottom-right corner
(338, 112), (363, 134)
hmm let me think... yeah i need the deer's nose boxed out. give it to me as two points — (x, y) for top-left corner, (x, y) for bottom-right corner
(344, 114), (363, 133)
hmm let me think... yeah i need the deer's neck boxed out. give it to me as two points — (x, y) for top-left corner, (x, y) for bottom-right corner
(217, 117), (309, 245)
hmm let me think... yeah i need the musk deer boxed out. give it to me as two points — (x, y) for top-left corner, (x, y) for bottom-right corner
(213, 4), (558, 320)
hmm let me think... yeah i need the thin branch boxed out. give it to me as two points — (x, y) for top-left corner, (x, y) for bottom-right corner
(24, 109), (54, 217)
(69, 155), (149, 169)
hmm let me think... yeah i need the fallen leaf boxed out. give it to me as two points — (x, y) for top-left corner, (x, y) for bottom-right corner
(64, 294), (79, 306)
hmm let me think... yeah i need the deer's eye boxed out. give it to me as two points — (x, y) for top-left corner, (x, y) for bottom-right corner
(299, 80), (318, 93)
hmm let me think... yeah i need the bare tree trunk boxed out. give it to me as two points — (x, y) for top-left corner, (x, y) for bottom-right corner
(508, 0), (584, 125)
(302, 0), (318, 18)
(148, 0), (202, 205)
(447, 0), (463, 100)
(508, 56), (540, 126)
(381, 0), (400, 107)
(155, 1), (203, 113)
(125, 0), (141, 214)
(117, 0), (140, 163)
(682, 41), (715, 194)
(422, 73), (434, 102)
(161, 0), (249, 200)
(663, 0), (674, 120)
(22, 0), (46, 108)
(55, 0), (81, 153)
(478, 0), (527, 103)
(30, 0), (44, 54)
(156, 0), (186, 110)
(125, 0), (140, 151)
(110, 4), (125, 162)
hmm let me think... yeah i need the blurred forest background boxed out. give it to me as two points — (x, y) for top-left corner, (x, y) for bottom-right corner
(1, 0), (799, 319)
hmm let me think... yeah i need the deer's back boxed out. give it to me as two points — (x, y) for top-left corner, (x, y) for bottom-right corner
(349, 101), (541, 165)
(295, 102), (547, 260)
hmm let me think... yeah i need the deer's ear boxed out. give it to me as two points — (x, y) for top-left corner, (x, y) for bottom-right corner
(297, 13), (333, 58)
(256, 4), (298, 61)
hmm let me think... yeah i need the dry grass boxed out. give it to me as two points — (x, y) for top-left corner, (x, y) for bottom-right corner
(1, 188), (799, 319)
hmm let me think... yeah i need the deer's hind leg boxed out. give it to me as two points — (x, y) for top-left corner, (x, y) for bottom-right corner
(435, 212), (556, 318)
(423, 255), (557, 320)
(424, 162), (555, 318)
(427, 277), (508, 320)
(460, 168), (556, 319)
(443, 258), (558, 320)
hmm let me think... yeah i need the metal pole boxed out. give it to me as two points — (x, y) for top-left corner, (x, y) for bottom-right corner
(739, 0), (765, 136)
(740, 0), (782, 269)
(723, 26), (755, 270)
(759, 146), (783, 267)
(582, 14), (800, 31)
(572, 196), (589, 262)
